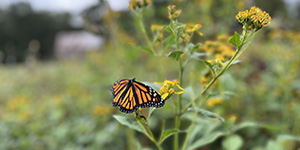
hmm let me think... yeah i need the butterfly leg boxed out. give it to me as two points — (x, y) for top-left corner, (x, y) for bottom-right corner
(135, 111), (147, 123)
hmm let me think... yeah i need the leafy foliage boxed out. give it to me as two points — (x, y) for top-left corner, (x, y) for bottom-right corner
(0, 0), (299, 150)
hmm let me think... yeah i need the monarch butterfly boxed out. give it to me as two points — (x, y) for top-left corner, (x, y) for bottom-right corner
(111, 78), (164, 113)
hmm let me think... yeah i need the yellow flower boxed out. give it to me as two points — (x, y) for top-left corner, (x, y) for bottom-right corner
(200, 71), (218, 89)
(93, 105), (114, 116)
(129, 0), (152, 10)
(7, 95), (29, 110)
(268, 29), (300, 45)
(151, 24), (164, 32)
(228, 114), (237, 122)
(4, 95), (32, 122)
(194, 24), (202, 30)
(151, 24), (164, 45)
(52, 95), (63, 105)
(206, 58), (225, 67)
(160, 87), (174, 100)
(199, 35), (235, 66)
(18, 111), (30, 121)
(236, 6), (271, 31)
(157, 80), (184, 100)
(182, 23), (203, 42)
(167, 5), (182, 20)
(206, 97), (223, 107)
(184, 35), (191, 42)
(215, 53), (225, 61)
(183, 24), (195, 33)
(194, 24), (203, 36)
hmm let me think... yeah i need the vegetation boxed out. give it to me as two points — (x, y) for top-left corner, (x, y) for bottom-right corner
(0, 0), (299, 150)
(0, 2), (72, 63)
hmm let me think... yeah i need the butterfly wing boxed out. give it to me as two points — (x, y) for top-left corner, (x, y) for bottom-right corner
(111, 79), (129, 97)
(111, 78), (165, 113)
(132, 80), (165, 108)
(111, 79), (139, 113)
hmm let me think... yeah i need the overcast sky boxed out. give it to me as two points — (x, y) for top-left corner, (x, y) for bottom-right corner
(0, 0), (131, 27)
(1, 0), (299, 14)
(0, 0), (298, 26)
(0, 0), (131, 14)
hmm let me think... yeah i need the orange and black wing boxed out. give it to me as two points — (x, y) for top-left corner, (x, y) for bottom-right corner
(111, 79), (129, 97)
(132, 80), (164, 108)
(111, 78), (164, 113)
(111, 79), (139, 113)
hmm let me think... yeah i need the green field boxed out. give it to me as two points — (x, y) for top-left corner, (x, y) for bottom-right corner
(0, 0), (300, 149)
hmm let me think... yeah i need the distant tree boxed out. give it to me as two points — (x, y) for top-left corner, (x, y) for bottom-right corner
(0, 2), (73, 63)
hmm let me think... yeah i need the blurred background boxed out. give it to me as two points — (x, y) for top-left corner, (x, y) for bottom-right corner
(0, 0), (299, 149)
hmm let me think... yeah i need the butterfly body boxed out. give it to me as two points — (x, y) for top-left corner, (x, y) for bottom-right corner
(111, 78), (164, 113)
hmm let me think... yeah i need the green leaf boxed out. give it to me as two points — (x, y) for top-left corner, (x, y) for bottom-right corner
(188, 108), (225, 122)
(204, 61), (215, 75)
(223, 59), (241, 67)
(186, 125), (204, 147)
(164, 25), (173, 34)
(276, 134), (300, 142)
(220, 73), (236, 92)
(113, 115), (144, 133)
(148, 107), (156, 118)
(222, 134), (243, 150)
(266, 140), (283, 150)
(159, 129), (179, 144)
(188, 131), (226, 150)
(182, 113), (223, 149)
(185, 43), (195, 52)
(231, 121), (262, 132)
(187, 43), (203, 54)
(167, 51), (183, 61)
(223, 91), (238, 96)
(174, 23), (184, 31)
(190, 52), (207, 60)
(163, 35), (176, 49)
(229, 32), (242, 48)
(231, 59), (241, 65)
(130, 44), (154, 55)
(181, 86), (194, 102)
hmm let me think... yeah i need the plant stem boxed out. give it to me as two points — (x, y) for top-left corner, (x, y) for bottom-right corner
(180, 112), (197, 150)
(174, 58), (183, 150)
(137, 12), (155, 54)
(137, 120), (163, 150)
(178, 58), (183, 110)
(173, 21), (181, 51)
(181, 39), (243, 114)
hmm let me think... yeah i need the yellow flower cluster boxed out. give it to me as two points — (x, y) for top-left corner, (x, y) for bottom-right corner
(93, 105), (115, 116)
(167, 5), (182, 20)
(7, 95), (29, 111)
(200, 72), (218, 89)
(151, 24), (164, 45)
(158, 80), (184, 100)
(52, 95), (63, 105)
(151, 24), (164, 32)
(4, 94), (31, 121)
(236, 6), (271, 30)
(199, 35), (235, 66)
(206, 97), (223, 107)
(268, 29), (300, 45)
(182, 24), (203, 42)
(129, 0), (152, 10)
(228, 114), (237, 122)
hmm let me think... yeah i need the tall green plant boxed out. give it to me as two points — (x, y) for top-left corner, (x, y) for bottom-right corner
(113, 1), (272, 150)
